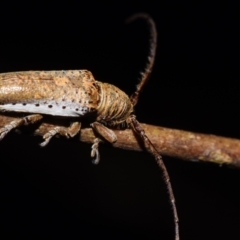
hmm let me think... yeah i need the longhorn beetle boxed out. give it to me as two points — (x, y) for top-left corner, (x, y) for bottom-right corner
(0, 13), (179, 240)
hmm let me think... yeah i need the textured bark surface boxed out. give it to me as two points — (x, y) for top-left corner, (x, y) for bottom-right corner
(1, 114), (240, 167)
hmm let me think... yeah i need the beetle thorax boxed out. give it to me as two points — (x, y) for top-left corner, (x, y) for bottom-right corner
(96, 81), (133, 127)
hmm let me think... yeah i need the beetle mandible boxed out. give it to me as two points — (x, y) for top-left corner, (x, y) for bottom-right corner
(0, 13), (179, 240)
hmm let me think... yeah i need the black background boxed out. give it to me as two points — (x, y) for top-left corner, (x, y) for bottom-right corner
(0, 1), (239, 239)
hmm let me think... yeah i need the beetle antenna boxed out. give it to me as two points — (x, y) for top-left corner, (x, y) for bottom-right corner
(126, 13), (157, 107)
(128, 115), (180, 240)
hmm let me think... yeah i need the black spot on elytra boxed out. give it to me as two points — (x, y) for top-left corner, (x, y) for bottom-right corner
(48, 105), (52, 108)
(62, 106), (66, 109)
(75, 108), (79, 111)
(22, 103), (26, 106)
(35, 104), (39, 107)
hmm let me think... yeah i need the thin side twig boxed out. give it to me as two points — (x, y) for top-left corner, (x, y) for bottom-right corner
(1, 114), (240, 168)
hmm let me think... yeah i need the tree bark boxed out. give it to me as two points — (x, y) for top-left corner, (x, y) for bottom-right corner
(1, 114), (240, 168)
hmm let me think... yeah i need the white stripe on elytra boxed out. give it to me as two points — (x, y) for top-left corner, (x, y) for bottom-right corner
(0, 101), (90, 117)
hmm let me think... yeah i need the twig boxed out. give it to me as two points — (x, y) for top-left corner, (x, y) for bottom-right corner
(1, 114), (240, 167)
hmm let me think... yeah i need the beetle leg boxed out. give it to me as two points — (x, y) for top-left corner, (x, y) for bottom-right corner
(90, 122), (117, 164)
(40, 122), (81, 147)
(91, 122), (117, 143)
(0, 114), (43, 140)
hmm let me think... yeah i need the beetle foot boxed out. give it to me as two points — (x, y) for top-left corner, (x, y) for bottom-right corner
(0, 121), (20, 140)
(0, 114), (42, 140)
(40, 122), (81, 147)
(40, 127), (61, 147)
(91, 138), (102, 164)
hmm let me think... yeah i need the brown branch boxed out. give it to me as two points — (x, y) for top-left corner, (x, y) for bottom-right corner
(1, 114), (240, 168)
